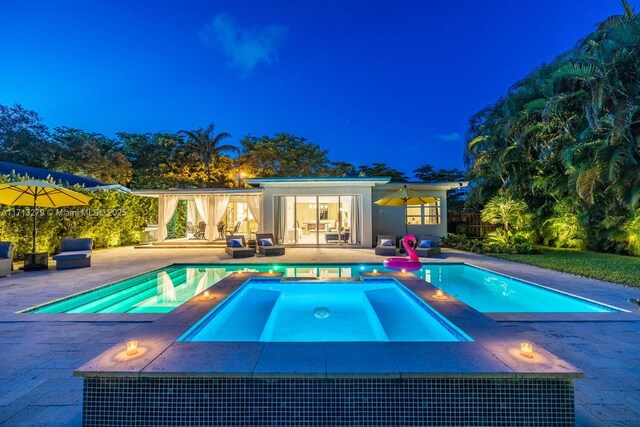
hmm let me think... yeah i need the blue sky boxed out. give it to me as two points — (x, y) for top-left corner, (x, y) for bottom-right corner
(0, 0), (633, 175)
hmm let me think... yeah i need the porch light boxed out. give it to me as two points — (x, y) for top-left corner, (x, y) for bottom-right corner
(126, 340), (138, 355)
(521, 342), (533, 358)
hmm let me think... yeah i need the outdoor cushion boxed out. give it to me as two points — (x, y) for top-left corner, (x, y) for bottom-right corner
(260, 238), (273, 246)
(53, 250), (91, 260)
(0, 242), (12, 259)
(380, 239), (393, 246)
(230, 239), (244, 248)
(60, 238), (93, 252)
(419, 240), (432, 248)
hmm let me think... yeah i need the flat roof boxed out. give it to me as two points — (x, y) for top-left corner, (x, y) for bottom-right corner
(246, 176), (391, 184)
(377, 181), (469, 191)
(132, 188), (262, 197)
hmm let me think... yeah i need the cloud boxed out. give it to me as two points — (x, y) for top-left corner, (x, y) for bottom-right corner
(435, 132), (462, 142)
(200, 13), (288, 74)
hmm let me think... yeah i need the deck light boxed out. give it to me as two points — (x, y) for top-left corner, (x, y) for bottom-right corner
(521, 342), (533, 358)
(401, 268), (406, 274)
(268, 269), (273, 274)
(202, 290), (214, 300)
(126, 340), (138, 355)
(433, 289), (447, 299)
(372, 269), (378, 274)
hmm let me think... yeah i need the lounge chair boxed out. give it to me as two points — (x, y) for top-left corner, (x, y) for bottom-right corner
(374, 234), (397, 256)
(415, 235), (442, 257)
(0, 242), (14, 277)
(225, 235), (255, 258)
(256, 233), (285, 256)
(53, 238), (93, 270)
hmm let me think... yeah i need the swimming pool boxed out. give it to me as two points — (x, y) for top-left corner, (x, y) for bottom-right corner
(422, 264), (618, 313)
(180, 279), (470, 342)
(24, 263), (618, 314)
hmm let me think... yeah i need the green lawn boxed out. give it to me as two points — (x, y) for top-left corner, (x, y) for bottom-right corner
(492, 247), (640, 288)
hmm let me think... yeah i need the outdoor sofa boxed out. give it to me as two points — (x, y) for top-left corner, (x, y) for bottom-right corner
(256, 233), (285, 256)
(225, 235), (255, 258)
(374, 234), (397, 256)
(415, 235), (442, 257)
(53, 238), (93, 270)
(0, 242), (14, 277)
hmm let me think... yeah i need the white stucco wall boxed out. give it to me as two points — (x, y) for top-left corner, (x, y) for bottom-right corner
(371, 188), (449, 243)
(260, 184), (375, 247)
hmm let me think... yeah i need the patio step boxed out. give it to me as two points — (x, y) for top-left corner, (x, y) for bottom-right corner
(135, 240), (257, 249)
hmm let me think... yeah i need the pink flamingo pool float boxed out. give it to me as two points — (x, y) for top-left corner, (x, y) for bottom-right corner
(383, 235), (422, 271)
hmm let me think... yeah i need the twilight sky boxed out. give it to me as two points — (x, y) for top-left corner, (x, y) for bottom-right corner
(0, 1), (633, 175)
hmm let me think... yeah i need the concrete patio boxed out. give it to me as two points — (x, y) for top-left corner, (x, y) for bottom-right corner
(0, 246), (639, 426)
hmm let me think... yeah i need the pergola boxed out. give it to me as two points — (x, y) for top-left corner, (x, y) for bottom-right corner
(133, 188), (263, 241)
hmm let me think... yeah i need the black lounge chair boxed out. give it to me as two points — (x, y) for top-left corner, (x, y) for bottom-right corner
(225, 235), (255, 258)
(374, 234), (397, 256)
(415, 235), (442, 257)
(256, 233), (285, 256)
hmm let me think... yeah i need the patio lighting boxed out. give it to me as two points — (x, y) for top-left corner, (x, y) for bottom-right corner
(202, 290), (214, 300)
(521, 342), (533, 358)
(372, 269), (378, 274)
(401, 268), (406, 274)
(126, 340), (138, 355)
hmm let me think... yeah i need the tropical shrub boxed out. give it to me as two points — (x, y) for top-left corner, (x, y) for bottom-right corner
(465, 2), (640, 255)
(0, 174), (157, 259)
(624, 209), (640, 255)
(481, 194), (534, 246)
(542, 200), (587, 248)
(440, 234), (485, 253)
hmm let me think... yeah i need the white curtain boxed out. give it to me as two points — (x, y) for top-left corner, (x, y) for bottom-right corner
(213, 195), (230, 236)
(194, 196), (211, 239)
(187, 199), (198, 226)
(158, 195), (180, 241)
(246, 195), (261, 232)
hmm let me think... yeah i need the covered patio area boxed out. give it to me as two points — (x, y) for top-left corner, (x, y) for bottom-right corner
(133, 188), (263, 243)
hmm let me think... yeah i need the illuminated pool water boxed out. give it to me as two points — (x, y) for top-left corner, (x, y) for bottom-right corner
(25, 263), (618, 314)
(180, 279), (470, 342)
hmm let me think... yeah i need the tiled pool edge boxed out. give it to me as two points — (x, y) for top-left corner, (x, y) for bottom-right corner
(74, 271), (583, 426)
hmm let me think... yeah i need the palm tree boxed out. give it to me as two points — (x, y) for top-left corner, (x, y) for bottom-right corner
(179, 124), (237, 186)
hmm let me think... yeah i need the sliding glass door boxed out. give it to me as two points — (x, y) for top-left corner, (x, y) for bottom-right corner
(274, 195), (361, 245)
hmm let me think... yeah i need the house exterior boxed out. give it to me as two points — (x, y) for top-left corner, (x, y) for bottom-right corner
(134, 177), (467, 247)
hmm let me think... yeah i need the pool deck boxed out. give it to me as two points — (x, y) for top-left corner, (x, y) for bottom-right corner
(0, 246), (639, 425)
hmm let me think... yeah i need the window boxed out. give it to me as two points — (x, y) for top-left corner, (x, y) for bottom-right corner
(406, 199), (441, 225)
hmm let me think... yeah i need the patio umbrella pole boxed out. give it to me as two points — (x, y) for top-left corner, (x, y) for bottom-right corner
(32, 195), (37, 253)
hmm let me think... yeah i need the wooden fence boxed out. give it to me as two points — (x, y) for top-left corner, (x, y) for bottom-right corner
(447, 211), (497, 238)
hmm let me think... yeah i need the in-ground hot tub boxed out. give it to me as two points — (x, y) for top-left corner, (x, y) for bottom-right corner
(181, 279), (471, 342)
(75, 271), (583, 427)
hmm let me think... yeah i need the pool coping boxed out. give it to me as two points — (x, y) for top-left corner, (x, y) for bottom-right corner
(74, 271), (584, 380)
